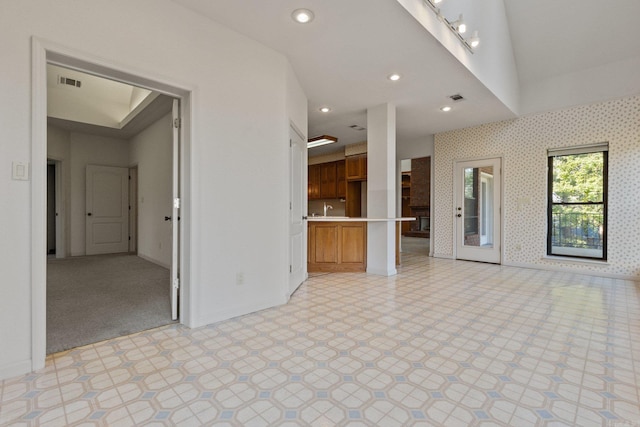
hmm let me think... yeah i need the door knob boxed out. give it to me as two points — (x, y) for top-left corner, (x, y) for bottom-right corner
(87, 212), (92, 216)
(164, 216), (172, 221)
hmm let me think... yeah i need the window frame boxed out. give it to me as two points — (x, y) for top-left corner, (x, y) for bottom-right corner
(546, 145), (608, 261)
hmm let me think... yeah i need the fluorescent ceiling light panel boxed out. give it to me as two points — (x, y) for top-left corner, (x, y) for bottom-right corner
(308, 135), (338, 148)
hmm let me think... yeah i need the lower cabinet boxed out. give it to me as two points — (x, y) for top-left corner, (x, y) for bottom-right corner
(308, 221), (367, 272)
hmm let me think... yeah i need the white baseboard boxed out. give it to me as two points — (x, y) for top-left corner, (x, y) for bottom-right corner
(0, 359), (33, 381)
(503, 261), (637, 281)
(194, 297), (287, 329)
(137, 253), (170, 269)
(366, 267), (398, 276)
(433, 253), (454, 259)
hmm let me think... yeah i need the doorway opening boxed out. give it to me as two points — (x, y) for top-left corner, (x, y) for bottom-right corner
(400, 156), (431, 256)
(45, 64), (179, 354)
(33, 39), (190, 368)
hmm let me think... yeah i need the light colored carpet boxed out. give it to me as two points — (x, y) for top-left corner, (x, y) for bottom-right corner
(47, 254), (175, 354)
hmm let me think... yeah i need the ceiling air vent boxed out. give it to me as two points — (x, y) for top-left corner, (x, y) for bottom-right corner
(449, 94), (464, 101)
(349, 124), (366, 131)
(58, 76), (82, 88)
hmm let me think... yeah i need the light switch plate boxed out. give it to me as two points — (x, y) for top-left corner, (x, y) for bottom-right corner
(12, 162), (30, 181)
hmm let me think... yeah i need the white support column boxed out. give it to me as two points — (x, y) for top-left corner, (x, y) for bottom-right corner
(366, 103), (397, 276)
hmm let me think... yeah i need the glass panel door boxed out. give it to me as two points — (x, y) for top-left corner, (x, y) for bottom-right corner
(455, 158), (501, 263)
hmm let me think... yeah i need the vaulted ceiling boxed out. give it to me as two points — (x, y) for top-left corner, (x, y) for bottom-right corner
(49, 1), (640, 151)
(172, 0), (640, 154)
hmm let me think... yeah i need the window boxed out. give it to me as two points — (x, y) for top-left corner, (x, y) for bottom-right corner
(547, 144), (608, 260)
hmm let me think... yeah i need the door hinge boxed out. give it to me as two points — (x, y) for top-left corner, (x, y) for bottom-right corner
(289, 139), (292, 147)
(290, 202), (292, 210)
(128, 236), (131, 241)
(289, 265), (292, 273)
(173, 278), (180, 290)
(174, 198), (181, 209)
(173, 118), (181, 129)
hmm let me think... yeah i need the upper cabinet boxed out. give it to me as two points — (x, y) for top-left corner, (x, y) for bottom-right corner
(320, 162), (337, 199)
(346, 154), (367, 181)
(308, 164), (321, 200)
(336, 161), (346, 198)
(308, 160), (346, 200)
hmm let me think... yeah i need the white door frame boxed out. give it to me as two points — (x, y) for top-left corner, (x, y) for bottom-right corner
(31, 37), (192, 370)
(452, 156), (503, 264)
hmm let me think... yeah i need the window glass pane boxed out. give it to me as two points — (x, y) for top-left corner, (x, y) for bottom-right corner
(551, 153), (604, 203)
(550, 204), (604, 258)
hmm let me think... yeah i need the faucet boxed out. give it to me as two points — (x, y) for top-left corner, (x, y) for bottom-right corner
(323, 202), (333, 217)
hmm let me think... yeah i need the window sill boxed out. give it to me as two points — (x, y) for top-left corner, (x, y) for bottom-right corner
(542, 255), (608, 266)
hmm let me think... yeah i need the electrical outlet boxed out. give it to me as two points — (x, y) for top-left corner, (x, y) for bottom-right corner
(236, 272), (244, 286)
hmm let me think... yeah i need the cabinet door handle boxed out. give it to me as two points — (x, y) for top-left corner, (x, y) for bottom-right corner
(164, 216), (172, 221)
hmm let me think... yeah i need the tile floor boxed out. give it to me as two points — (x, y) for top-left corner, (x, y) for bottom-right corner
(1, 254), (639, 426)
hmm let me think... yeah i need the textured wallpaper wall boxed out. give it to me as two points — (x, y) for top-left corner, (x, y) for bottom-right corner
(434, 96), (640, 278)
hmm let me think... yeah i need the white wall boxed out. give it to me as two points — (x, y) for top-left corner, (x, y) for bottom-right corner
(433, 96), (640, 279)
(129, 113), (173, 268)
(0, 0), (306, 379)
(69, 133), (130, 255)
(396, 0), (520, 114)
(47, 125), (71, 256)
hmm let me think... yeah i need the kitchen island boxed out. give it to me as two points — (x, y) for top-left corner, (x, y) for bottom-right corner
(307, 217), (415, 273)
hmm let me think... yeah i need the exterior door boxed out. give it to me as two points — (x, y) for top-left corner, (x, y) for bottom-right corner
(289, 126), (306, 296)
(455, 158), (501, 263)
(170, 99), (180, 320)
(85, 165), (129, 255)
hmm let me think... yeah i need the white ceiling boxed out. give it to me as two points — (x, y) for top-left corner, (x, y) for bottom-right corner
(170, 0), (639, 155)
(47, 64), (173, 139)
(503, 0), (640, 86)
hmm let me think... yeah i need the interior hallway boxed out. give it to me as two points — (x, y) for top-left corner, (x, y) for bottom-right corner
(2, 254), (639, 426)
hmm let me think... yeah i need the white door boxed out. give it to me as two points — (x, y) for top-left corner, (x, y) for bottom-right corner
(86, 165), (130, 255)
(289, 127), (306, 296)
(455, 158), (501, 263)
(170, 99), (180, 320)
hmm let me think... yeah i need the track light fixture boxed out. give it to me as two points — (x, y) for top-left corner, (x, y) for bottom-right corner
(423, 0), (479, 52)
(452, 14), (466, 34)
(468, 31), (480, 48)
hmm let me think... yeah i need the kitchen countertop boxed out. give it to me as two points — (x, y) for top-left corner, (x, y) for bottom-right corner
(307, 217), (416, 222)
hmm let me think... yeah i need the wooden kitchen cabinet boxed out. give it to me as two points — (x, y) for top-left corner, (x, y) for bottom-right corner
(346, 154), (367, 181)
(319, 162), (337, 198)
(308, 221), (366, 272)
(308, 164), (321, 200)
(309, 160), (346, 200)
(336, 160), (346, 198)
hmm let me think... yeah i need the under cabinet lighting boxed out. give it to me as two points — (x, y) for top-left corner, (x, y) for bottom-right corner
(308, 135), (338, 148)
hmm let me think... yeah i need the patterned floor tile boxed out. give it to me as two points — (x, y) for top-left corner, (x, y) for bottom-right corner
(1, 254), (639, 426)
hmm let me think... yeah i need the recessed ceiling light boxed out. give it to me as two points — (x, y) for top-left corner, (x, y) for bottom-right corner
(440, 106), (452, 112)
(319, 107), (331, 113)
(388, 73), (401, 81)
(291, 9), (314, 24)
